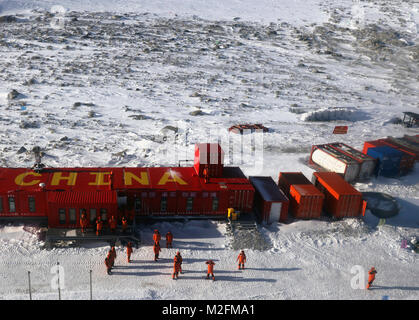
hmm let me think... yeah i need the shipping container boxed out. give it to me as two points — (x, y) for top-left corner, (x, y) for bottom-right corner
(403, 134), (419, 144)
(386, 136), (419, 160)
(366, 146), (404, 177)
(363, 139), (415, 173)
(289, 184), (324, 219)
(328, 143), (376, 180)
(194, 143), (224, 178)
(312, 172), (366, 218)
(47, 191), (117, 228)
(310, 145), (360, 182)
(249, 176), (289, 223)
(278, 172), (312, 198)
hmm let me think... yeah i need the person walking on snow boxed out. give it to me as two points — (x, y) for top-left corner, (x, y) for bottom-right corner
(237, 250), (246, 270)
(153, 242), (161, 261)
(153, 229), (161, 245)
(172, 254), (181, 279)
(126, 242), (133, 263)
(105, 257), (112, 275)
(166, 231), (173, 248)
(366, 267), (377, 290)
(206, 260), (215, 281)
(110, 246), (117, 267)
(176, 251), (183, 274)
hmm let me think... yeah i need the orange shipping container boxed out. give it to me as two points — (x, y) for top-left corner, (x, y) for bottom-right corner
(289, 184), (324, 219)
(278, 172), (312, 198)
(312, 172), (366, 218)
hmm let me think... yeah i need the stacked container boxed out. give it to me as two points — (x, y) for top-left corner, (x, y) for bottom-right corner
(386, 136), (419, 161)
(363, 139), (415, 173)
(278, 172), (324, 219)
(249, 176), (289, 223)
(312, 172), (367, 218)
(403, 134), (419, 144)
(365, 146), (404, 177)
(328, 142), (376, 180)
(310, 144), (360, 182)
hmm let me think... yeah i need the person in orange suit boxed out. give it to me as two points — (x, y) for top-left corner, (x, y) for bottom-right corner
(106, 249), (114, 272)
(108, 246), (117, 268)
(172, 254), (181, 280)
(176, 251), (183, 274)
(203, 165), (209, 184)
(153, 229), (161, 245)
(96, 218), (103, 236)
(366, 267), (377, 290)
(126, 242), (133, 263)
(237, 250), (247, 270)
(109, 215), (117, 233)
(205, 260), (215, 281)
(121, 216), (128, 233)
(153, 242), (161, 261)
(105, 257), (112, 275)
(80, 209), (88, 233)
(166, 231), (174, 248)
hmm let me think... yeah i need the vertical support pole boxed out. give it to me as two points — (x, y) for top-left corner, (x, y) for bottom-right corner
(28, 271), (32, 300)
(57, 262), (61, 300)
(90, 270), (93, 300)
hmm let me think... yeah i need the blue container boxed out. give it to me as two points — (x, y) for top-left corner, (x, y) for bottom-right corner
(366, 146), (403, 177)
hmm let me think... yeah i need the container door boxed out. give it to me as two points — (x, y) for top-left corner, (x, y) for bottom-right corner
(268, 202), (282, 223)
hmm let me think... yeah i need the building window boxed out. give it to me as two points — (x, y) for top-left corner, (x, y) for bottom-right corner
(59, 209), (66, 224)
(90, 208), (97, 223)
(212, 197), (219, 211)
(0, 197), (3, 213)
(28, 197), (36, 213)
(9, 197), (16, 213)
(69, 208), (76, 224)
(100, 208), (107, 221)
(161, 197), (167, 212)
(186, 197), (193, 211)
(134, 198), (142, 212)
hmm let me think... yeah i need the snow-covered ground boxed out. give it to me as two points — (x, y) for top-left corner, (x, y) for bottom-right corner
(0, 0), (418, 300)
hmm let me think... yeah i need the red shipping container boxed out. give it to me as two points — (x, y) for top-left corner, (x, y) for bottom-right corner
(289, 184), (324, 219)
(312, 172), (366, 218)
(249, 176), (289, 223)
(47, 191), (117, 228)
(194, 143), (224, 178)
(363, 139), (416, 172)
(278, 172), (312, 198)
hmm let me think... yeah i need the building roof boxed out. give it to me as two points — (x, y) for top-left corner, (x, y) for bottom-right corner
(366, 146), (403, 158)
(0, 166), (253, 194)
(291, 184), (324, 197)
(313, 172), (361, 197)
(249, 176), (289, 202)
(48, 191), (117, 204)
(402, 112), (419, 120)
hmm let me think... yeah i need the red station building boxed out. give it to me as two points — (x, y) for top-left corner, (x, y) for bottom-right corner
(0, 143), (254, 228)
